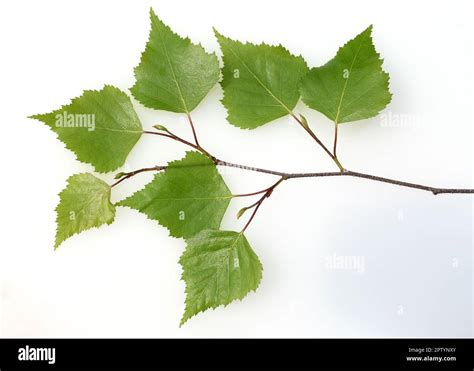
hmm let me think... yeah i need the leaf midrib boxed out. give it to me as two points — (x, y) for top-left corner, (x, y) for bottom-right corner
(94, 127), (142, 134)
(153, 16), (189, 113)
(334, 31), (369, 124)
(58, 190), (111, 225)
(127, 194), (232, 213)
(189, 233), (244, 307)
(224, 42), (293, 115)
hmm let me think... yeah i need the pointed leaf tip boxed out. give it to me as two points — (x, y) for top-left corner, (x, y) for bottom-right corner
(300, 26), (391, 124)
(31, 86), (142, 173)
(131, 12), (220, 113)
(216, 34), (309, 129)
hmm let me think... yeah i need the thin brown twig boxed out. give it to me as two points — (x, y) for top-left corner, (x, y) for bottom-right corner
(134, 123), (474, 195)
(112, 159), (473, 195)
(232, 184), (281, 198)
(290, 113), (345, 171)
(111, 166), (166, 188)
(291, 113), (333, 159)
(217, 161), (473, 195)
(241, 197), (265, 233)
(186, 113), (200, 147)
(143, 130), (215, 162)
(241, 177), (286, 232)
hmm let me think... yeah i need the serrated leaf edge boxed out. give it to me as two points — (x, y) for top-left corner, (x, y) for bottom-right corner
(29, 85), (142, 173)
(214, 28), (309, 130)
(130, 8), (220, 113)
(116, 151), (231, 240)
(54, 173), (115, 249)
(300, 25), (392, 124)
(178, 231), (263, 326)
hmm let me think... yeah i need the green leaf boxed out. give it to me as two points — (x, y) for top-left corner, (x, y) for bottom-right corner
(214, 30), (309, 129)
(131, 9), (220, 113)
(30, 85), (142, 173)
(180, 230), (263, 325)
(55, 173), (115, 249)
(118, 151), (231, 238)
(300, 25), (391, 124)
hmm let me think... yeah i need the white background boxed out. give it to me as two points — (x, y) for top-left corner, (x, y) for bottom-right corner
(0, 0), (472, 337)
